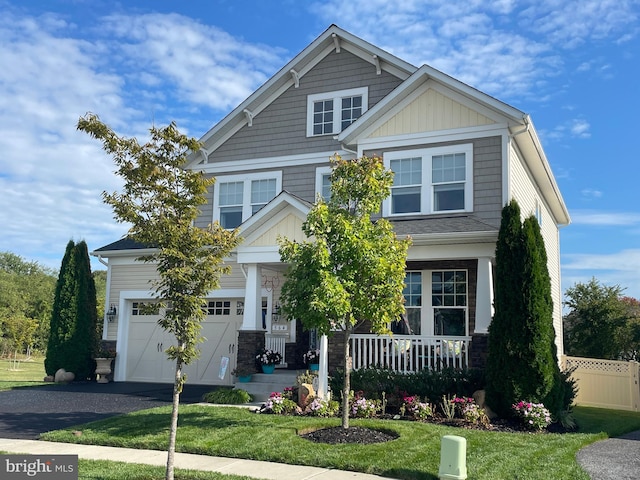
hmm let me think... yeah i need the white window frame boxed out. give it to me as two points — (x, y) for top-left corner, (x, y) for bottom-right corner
(428, 269), (469, 337)
(383, 144), (473, 216)
(399, 270), (469, 336)
(315, 166), (332, 201)
(213, 171), (282, 228)
(306, 87), (368, 137)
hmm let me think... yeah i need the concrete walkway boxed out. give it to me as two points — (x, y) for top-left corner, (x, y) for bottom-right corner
(0, 438), (395, 480)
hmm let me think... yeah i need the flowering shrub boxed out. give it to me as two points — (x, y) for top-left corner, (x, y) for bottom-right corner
(283, 386), (295, 400)
(255, 348), (283, 366)
(439, 395), (487, 424)
(303, 349), (320, 364)
(264, 392), (298, 415)
(451, 396), (474, 416)
(308, 398), (340, 417)
(461, 402), (487, 425)
(350, 392), (380, 418)
(402, 395), (433, 420)
(512, 401), (552, 430)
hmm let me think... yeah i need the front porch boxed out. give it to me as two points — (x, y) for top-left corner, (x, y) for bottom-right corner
(350, 334), (470, 372)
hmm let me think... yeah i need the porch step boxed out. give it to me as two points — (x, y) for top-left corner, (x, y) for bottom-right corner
(235, 369), (301, 403)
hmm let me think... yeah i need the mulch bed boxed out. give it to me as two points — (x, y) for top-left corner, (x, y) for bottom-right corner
(300, 415), (572, 444)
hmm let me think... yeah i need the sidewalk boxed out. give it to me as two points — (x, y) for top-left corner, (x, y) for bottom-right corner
(0, 438), (395, 480)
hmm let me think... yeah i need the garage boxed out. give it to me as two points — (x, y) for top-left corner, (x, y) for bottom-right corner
(124, 299), (243, 385)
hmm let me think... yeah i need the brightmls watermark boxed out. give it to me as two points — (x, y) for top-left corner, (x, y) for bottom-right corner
(1, 455), (78, 479)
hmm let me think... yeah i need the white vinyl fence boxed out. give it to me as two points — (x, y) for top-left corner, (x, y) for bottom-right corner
(562, 355), (640, 412)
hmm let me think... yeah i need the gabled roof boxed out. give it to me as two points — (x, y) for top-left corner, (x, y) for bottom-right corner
(338, 64), (526, 145)
(236, 190), (312, 264)
(238, 190), (311, 241)
(336, 64), (570, 226)
(187, 24), (416, 167)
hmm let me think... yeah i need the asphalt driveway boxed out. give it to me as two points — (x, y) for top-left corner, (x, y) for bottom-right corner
(0, 382), (213, 439)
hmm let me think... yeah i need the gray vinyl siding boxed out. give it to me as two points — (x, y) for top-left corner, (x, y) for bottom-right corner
(283, 162), (328, 202)
(472, 136), (502, 227)
(210, 50), (403, 162)
(365, 136), (503, 228)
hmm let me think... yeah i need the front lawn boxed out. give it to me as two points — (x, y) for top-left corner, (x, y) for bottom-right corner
(0, 356), (48, 390)
(41, 405), (640, 480)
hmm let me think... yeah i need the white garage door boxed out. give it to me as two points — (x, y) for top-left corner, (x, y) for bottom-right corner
(126, 299), (242, 385)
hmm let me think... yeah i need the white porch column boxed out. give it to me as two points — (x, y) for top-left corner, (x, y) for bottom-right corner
(317, 335), (329, 400)
(241, 263), (262, 330)
(475, 257), (494, 334)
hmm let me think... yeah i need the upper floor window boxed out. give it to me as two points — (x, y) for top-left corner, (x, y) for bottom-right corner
(214, 172), (281, 229)
(383, 145), (473, 217)
(315, 166), (332, 201)
(307, 87), (368, 137)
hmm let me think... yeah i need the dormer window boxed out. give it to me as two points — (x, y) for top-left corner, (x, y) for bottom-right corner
(307, 87), (368, 137)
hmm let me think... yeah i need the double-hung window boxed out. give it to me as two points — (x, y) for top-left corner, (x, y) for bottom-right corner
(384, 145), (473, 216)
(307, 87), (368, 137)
(395, 270), (468, 336)
(315, 166), (332, 201)
(214, 172), (281, 229)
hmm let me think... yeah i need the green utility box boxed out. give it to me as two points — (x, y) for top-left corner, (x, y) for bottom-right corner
(438, 435), (467, 480)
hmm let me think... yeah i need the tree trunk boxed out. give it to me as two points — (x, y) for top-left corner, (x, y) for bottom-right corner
(341, 325), (351, 429)
(165, 359), (183, 480)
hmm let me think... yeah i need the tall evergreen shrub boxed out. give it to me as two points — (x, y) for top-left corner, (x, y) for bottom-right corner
(521, 216), (558, 402)
(485, 200), (524, 417)
(486, 201), (565, 418)
(45, 240), (98, 380)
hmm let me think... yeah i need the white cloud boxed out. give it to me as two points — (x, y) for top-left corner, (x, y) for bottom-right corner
(0, 8), (285, 271)
(580, 189), (603, 199)
(570, 210), (640, 226)
(541, 117), (592, 142)
(570, 119), (591, 138)
(310, 0), (639, 101)
(98, 13), (286, 112)
(562, 249), (640, 299)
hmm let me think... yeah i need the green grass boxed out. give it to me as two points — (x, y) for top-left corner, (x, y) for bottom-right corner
(40, 404), (640, 480)
(0, 456), (255, 480)
(0, 356), (48, 390)
(78, 459), (256, 480)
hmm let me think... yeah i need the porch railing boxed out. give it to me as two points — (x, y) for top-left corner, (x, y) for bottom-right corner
(349, 334), (470, 373)
(265, 333), (287, 366)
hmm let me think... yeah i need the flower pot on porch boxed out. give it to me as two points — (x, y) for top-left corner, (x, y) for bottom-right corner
(309, 363), (319, 371)
(94, 358), (113, 383)
(261, 364), (276, 374)
(237, 375), (252, 382)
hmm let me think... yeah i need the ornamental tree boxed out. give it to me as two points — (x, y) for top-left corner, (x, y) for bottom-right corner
(279, 155), (411, 429)
(77, 113), (240, 480)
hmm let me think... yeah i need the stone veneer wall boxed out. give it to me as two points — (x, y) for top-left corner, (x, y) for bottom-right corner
(470, 333), (489, 369)
(237, 330), (265, 373)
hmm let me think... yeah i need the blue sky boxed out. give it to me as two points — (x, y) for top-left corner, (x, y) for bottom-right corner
(1, 0), (639, 301)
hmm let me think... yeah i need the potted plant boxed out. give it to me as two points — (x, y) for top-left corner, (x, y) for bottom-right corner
(303, 348), (320, 371)
(94, 343), (117, 383)
(255, 348), (282, 374)
(231, 366), (255, 382)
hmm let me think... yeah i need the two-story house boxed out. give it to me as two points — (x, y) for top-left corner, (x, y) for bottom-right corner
(92, 24), (569, 385)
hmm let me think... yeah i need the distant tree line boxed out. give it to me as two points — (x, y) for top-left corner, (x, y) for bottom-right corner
(0, 250), (106, 358)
